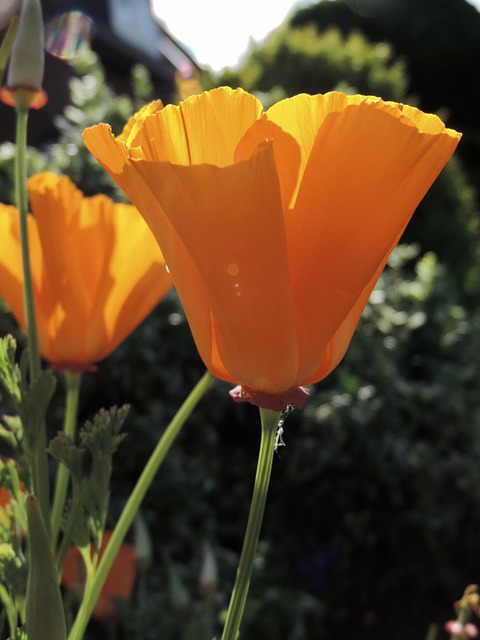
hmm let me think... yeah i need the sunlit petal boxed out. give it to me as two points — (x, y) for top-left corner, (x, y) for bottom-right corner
(287, 100), (460, 377)
(131, 143), (298, 392)
(0, 173), (172, 369)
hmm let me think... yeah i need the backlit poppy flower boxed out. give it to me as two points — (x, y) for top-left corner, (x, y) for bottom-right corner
(83, 88), (460, 407)
(0, 172), (172, 371)
(61, 530), (137, 624)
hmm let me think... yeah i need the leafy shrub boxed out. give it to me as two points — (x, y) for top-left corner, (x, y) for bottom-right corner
(75, 247), (480, 640)
(219, 25), (409, 104)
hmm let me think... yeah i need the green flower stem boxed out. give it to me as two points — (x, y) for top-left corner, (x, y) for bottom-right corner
(424, 623), (438, 640)
(55, 483), (86, 581)
(221, 408), (280, 640)
(15, 107), (41, 379)
(451, 605), (470, 640)
(51, 371), (82, 550)
(15, 106), (49, 527)
(67, 370), (215, 640)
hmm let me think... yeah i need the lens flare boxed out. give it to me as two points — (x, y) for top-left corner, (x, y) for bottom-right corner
(45, 11), (93, 61)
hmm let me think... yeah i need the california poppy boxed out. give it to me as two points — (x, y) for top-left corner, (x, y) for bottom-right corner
(83, 88), (460, 406)
(0, 172), (172, 370)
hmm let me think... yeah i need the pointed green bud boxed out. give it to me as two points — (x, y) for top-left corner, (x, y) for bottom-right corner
(25, 495), (66, 640)
(0, 17), (19, 84)
(0, 0), (47, 110)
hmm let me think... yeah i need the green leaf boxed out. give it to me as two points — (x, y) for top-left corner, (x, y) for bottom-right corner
(0, 415), (23, 455)
(25, 495), (66, 640)
(17, 361), (56, 452)
(0, 335), (21, 405)
(48, 405), (129, 549)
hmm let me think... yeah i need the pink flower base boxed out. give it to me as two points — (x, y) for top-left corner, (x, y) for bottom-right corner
(229, 385), (310, 412)
(445, 620), (479, 638)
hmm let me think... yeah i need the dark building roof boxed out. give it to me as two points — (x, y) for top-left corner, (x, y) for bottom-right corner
(43, 0), (200, 89)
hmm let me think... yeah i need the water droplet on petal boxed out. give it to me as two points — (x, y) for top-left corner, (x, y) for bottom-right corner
(45, 11), (94, 61)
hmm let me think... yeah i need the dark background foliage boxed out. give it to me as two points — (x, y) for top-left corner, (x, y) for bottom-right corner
(2, 1), (480, 638)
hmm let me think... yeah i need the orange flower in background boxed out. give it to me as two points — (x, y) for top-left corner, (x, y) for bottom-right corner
(0, 485), (15, 527)
(83, 88), (460, 407)
(62, 531), (137, 624)
(0, 469), (25, 531)
(0, 172), (172, 371)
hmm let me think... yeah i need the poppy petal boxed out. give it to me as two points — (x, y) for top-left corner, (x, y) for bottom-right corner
(234, 115), (301, 211)
(131, 143), (299, 392)
(287, 100), (460, 376)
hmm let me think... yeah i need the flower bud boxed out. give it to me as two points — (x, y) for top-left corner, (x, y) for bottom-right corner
(198, 541), (218, 597)
(0, 17), (19, 82)
(25, 494), (66, 640)
(0, 0), (47, 110)
(134, 512), (153, 570)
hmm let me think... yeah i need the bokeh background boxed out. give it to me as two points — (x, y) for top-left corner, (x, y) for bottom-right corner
(1, 0), (480, 638)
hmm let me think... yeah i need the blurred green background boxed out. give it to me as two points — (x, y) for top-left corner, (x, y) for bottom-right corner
(2, 0), (480, 638)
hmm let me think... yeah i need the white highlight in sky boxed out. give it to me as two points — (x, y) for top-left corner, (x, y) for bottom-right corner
(152, 0), (313, 71)
(153, 0), (480, 72)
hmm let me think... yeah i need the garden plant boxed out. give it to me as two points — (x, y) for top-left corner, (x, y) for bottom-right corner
(0, 1), (477, 640)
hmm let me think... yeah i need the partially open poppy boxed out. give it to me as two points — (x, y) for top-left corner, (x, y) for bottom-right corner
(84, 88), (460, 405)
(0, 172), (172, 370)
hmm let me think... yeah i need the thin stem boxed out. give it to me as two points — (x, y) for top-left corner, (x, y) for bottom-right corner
(15, 107), (41, 379)
(15, 106), (49, 527)
(67, 370), (215, 640)
(51, 371), (82, 550)
(55, 483), (87, 581)
(451, 605), (471, 640)
(221, 408), (280, 640)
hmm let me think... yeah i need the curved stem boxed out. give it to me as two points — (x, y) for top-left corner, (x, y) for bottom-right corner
(51, 371), (82, 550)
(15, 106), (49, 527)
(67, 370), (215, 640)
(221, 408), (280, 640)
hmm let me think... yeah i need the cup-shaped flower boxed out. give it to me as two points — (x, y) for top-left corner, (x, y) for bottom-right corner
(0, 172), (172, 371)
(83, 88), (460, 404)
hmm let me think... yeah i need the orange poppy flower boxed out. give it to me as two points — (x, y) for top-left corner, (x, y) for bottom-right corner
(0, 172), (172, 371)
(83, 88), (460, 407)
(61, 530), (137, 624)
